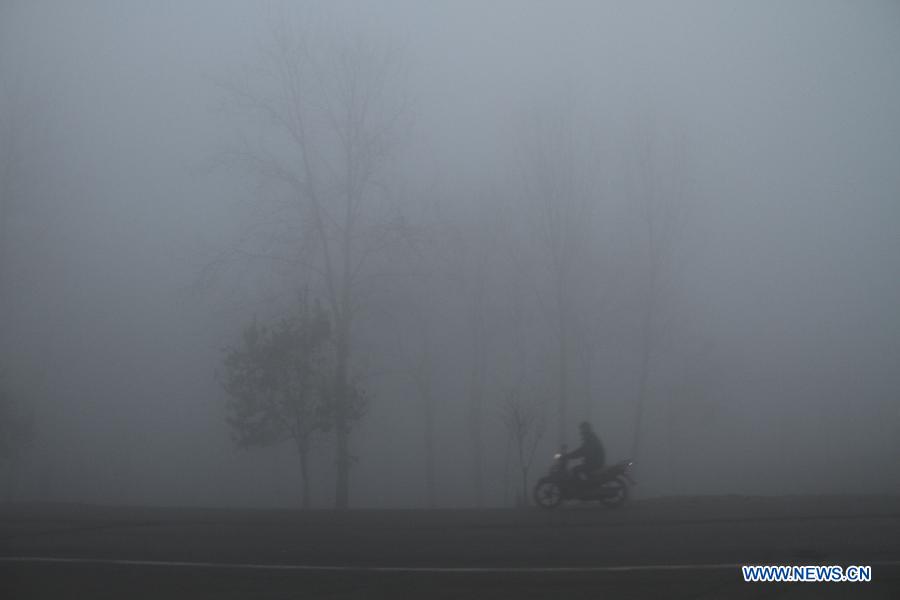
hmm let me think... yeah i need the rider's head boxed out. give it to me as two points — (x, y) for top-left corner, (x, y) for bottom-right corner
(579, 421), (592, 438)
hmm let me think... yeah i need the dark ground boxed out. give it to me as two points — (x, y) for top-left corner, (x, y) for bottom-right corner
(2, 495), (899, 598)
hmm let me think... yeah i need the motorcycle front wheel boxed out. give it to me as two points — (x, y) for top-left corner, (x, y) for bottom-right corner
(598, 476), (629, 508)
(533, 478), (564, 509)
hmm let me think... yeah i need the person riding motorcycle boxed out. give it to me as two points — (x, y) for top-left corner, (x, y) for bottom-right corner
(563, 421), (605, 480)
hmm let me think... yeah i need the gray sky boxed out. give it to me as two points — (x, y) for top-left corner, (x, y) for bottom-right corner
(2, 0), (898, 507)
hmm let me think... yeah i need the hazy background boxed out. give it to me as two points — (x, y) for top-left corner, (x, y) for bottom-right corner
(1, 0), (898, 508)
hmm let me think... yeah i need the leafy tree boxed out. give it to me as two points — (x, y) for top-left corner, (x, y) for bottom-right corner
(217, 16), (409, 508)
(221, 297), (337, 508)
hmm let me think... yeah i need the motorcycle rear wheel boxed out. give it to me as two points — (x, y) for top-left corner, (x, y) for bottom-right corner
(533, 479), (563, 509)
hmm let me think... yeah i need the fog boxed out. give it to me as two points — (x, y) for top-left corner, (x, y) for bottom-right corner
(1, 0), (898, 509)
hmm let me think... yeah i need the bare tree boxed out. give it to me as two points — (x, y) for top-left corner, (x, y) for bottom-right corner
(518, 107), (600, 444)
(0, 80), (29, 361)
(464, 251), (491, 508)
(443, 192), (505, 507)
(392, 204), (444, 509)
(627, 121), (689, 463)
(0, 370), (33, 501)
(0, 74), (41, 498)
(220, 16), (410, 508)
(410, 313), (437, 508)
(499, 387), (546, 507)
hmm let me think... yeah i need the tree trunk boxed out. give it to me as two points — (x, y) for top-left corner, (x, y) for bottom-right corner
(414, 327), (437, 509)
(333, 326), (351, 509)
(424, 382), (436, 509)
(631, 288), (655, 461)
(299, 445), (311, 509)
(631, 349), (649, 461)
(293, 432), (313, 509)
(468, 352), (486, 508)
(556, 276), (569, 444)
(4, 461), (17, 503)
(521, 466), (528, 508)
(581, 334), (596, 423)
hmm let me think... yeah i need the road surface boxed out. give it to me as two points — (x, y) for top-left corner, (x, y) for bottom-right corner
(2, 496), (899, 598)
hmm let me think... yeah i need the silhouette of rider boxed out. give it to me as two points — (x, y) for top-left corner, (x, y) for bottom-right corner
(563, 421), (605, 480)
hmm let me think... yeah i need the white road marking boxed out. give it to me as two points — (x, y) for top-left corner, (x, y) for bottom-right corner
(2, 556), (899, 573)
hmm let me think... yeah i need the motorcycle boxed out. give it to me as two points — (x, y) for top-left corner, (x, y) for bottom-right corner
(533, 447), (635, 509)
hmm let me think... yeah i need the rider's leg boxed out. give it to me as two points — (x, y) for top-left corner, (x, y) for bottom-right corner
(572, 463), (589, 481)
(577, 462), (603, 481)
